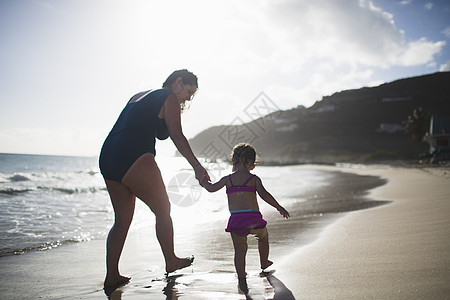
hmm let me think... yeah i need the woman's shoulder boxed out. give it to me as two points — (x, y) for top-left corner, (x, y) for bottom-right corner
(151, 88), (172, 96)
(130, 89), (173, 107)
(128, 90), (151, 103)
(134, 88), (171, 99)
(151, 89), (175, 104)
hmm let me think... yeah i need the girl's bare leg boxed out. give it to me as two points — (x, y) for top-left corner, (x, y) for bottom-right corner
(253, 228), (273, 269)
(231, 232), (249, 293)
(104, 179), (136, 291)
(122, 153), (192, 273)
(230, 232), (248, 278)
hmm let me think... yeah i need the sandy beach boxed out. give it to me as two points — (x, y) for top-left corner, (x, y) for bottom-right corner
(0, 165), (449, 299)
(274, 165), (450, 299)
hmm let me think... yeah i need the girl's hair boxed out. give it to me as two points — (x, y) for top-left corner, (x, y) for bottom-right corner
(231, 143), (259, 169)
(162, 69), (198, 89)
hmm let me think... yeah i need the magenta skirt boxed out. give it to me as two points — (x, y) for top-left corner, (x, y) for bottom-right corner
(225, 211), (267, 236)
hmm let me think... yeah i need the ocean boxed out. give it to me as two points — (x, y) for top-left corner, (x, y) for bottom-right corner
(0, 153), (386, 259)
(0, 153), (109, 256)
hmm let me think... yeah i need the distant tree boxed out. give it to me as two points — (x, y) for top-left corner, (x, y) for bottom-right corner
(404, 107), (430, 142)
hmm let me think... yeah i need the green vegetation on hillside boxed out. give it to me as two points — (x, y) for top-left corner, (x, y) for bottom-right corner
(189, 72), (450, 164)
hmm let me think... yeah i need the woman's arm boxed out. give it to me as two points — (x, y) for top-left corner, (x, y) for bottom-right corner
(255, 176), (290, 219)
(164, 94), (210, 182)
(200, 176), (227, 193)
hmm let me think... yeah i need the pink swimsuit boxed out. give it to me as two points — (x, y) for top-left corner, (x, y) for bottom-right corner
(225, 174), (267, 236)
(226, 174), (256, 194)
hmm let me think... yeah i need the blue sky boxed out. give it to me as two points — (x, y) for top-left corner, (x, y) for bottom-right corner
(0, 0), (449, 156)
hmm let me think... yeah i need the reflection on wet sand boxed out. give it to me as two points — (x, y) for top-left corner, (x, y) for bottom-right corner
(261, 271), (295, 300)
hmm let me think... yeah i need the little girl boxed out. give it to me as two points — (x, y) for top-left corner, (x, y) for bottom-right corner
(200, 143), (290, 292)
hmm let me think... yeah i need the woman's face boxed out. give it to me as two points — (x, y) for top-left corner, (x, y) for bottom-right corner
(179, 83), (197, 104)
(173, 77), (197, 104)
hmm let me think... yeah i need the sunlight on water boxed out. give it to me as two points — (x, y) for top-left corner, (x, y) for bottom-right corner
(152, 156), (331, 237)
(0, 153), (332, 256)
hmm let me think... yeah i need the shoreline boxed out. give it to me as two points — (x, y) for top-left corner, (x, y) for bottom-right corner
(273, 164), (450, 299)
(0, 165), (448, 299)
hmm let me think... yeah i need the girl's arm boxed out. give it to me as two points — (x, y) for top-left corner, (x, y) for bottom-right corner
(201, 176), (227, 193)
(164, 93), (210, 182)
(255, 176), (290, 219)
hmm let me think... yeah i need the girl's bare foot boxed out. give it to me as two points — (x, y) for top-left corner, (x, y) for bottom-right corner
(165, 256), (194, 274)
(261, 260), (273, 270)
(104, 275), (131, 295)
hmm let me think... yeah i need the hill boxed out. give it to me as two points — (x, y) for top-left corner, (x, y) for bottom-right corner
(188, 72), (450, 164)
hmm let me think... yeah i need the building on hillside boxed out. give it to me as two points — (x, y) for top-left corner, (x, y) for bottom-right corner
(314, 104), (336, 113)
(376, 123), (406, 133)
(381, 96), (412, 102)
(423, 115), (450, 162)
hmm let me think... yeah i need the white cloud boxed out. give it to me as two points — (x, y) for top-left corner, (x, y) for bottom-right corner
(399, 0), (412, 5)
(424, 2), (433, 10)
(33, 0), (56, 11)
(395, 38), (446, 66)
(1, 0), (448, 155)
(440, 60), (450, 72)
(443, 27), (450, 38)
(260, 0), (444, 70)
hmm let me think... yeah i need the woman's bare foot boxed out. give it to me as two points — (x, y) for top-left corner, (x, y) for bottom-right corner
(238, 276), (249, 294)
(103, 275), (131, 295)
(261, 260), (273, 270)
(165, 256), (194, 274)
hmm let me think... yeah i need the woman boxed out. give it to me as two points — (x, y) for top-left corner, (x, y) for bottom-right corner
(99, 69), (210, 293)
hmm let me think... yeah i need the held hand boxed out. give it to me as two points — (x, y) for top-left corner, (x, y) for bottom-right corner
(194, 164), (210, 184)
(199, 179), (211, 191)
(278, 207), (290, 219)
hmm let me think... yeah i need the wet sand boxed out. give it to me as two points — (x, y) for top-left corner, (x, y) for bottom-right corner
(274, 165), (450, 299)
(0, 165), (448, 299)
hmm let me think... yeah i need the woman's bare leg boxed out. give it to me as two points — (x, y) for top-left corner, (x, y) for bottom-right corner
(104, 179), (136, 291)
(122, 153), (192, 273)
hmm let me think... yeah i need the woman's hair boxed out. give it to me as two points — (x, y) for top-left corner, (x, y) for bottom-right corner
(231, 143), (259, 169)
(162, 69), (198, 89)
(162, 69), (198, 111)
